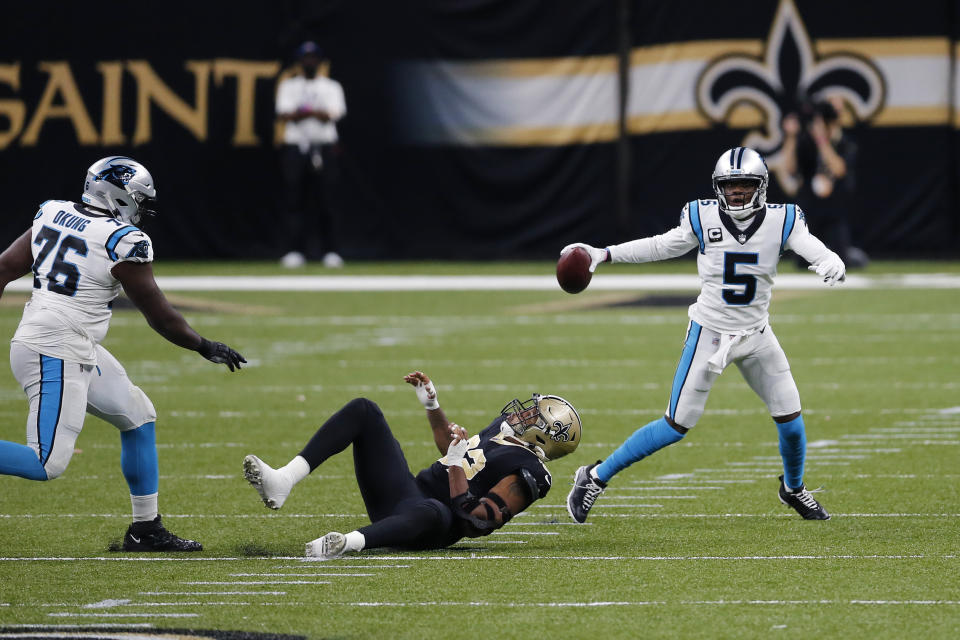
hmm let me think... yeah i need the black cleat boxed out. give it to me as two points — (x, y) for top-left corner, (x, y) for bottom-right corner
(566, 461), (607, 523)
(778, 475), (830, 520)
(122, 515), (203, 552)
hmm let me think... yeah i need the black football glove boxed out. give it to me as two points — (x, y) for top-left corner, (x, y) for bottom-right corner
(197, 338), (246, 372)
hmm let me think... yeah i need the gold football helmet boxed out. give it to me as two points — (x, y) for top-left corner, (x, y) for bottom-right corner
(501, 393), (582, 460)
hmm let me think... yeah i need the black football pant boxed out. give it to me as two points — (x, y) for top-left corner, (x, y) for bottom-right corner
(298, 398), (453, 550)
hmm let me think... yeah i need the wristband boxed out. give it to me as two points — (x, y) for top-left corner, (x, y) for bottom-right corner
(414, 380), (439, 410)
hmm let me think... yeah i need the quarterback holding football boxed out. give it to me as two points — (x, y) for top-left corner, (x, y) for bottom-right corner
(565, 147), (842, 523)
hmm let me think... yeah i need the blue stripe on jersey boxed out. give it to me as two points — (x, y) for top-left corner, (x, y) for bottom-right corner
(668, 322), (702, 421)
(780, 204), (797, 253)
(689, 200), (705, 254)
(105, 226), (138, 261)
(37, 355), (64, 466)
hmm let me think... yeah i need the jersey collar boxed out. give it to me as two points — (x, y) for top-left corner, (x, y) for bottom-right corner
(719, 208), (766, 244)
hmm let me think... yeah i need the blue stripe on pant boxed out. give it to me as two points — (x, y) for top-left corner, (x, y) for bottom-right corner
(668, 322), (702, 422)
(37, 355), (64, 467)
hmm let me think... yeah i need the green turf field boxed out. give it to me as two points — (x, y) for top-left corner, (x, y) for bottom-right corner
(1, 261), (958, 639)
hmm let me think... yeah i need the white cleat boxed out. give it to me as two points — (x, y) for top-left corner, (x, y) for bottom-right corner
(305, 532), (346, 560)
(243, 454), (293, 510)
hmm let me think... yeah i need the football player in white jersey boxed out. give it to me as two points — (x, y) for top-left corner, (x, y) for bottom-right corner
(0, 156), (246, 551)
(565, 147), (844, 523)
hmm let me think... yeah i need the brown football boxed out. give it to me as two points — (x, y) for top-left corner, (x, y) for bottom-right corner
(556, 247), (593, 294)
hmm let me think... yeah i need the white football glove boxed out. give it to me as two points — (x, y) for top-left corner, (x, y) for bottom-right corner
(808, 253), (846, 286)
(560, 243), (608, 273)
(412, 378), (439, 410)
(442, 431), (470, 467)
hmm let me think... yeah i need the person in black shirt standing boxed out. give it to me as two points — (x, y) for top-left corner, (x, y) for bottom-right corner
(242, 371), (582, 559)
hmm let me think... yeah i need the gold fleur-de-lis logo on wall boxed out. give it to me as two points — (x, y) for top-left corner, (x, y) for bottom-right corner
(696, 0), (885, 187)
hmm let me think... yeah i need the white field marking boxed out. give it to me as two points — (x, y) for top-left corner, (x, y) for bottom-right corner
(525, 512), (960, 518)
(753, 455), (867, 460)
(5, 272), (955, 293)
(140, 591), (287, 595)
(297, 553), (956, 561)
(803, 448), (902, 454)
(0, 513), (368, 520)
(726, 461), (791, 466)
(277, 564), (411, 569)
(490, 531), (559, 536)
(83, 599), (131, 609)
(841, 433), (958, 440)
(614, 486), (725, 491)
(31, 600), (960, 610)
(292, 599), (958, 607)
(0, 624), (154, 628)
(854, 474), (960, 479)
(602, 495), (697, 500)
(534, 503), (663, 509)
(181, 580), (331, 585)
(47, 613), (198, 618)
(229, 573), (374, 577)
(504, 520), (590, 526)
(644, 477), (756, 484)
(878, 427), (960, 432)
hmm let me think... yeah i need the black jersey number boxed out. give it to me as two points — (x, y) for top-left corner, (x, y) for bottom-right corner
(722, 252), (758, 305)
(32, 226), (88, 297)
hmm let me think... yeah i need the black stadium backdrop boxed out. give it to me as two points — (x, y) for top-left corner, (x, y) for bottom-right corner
(1, 0), (958, 260)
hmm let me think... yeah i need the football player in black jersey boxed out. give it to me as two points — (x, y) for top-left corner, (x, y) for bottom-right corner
(242, 371), (582, 559)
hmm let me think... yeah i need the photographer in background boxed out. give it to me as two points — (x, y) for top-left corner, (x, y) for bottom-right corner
(782, 98), (869, 268)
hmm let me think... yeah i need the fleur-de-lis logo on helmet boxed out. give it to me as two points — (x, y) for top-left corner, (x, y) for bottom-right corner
(696, 0), (884, 175)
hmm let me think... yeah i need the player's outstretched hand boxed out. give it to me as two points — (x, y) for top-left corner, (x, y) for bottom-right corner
(198, 338), (246, 371)
(404, 370), (439, 409)
(808, 253), (846, 286)
(560, 243), (608, 273)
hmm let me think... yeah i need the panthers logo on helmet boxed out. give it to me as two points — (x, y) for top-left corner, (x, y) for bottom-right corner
(95, 163), (138, 190)
(126, 240), (151, 260)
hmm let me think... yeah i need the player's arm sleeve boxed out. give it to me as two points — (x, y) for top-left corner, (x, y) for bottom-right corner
(784, 206), (837, 265)
(608, 204), (698, 263)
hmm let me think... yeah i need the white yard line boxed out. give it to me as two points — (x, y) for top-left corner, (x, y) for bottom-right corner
(7, 273), (960, 293)
(140, 591), (286, 595)
(291, 599), (959, 607)
(45, 613), (198, 618)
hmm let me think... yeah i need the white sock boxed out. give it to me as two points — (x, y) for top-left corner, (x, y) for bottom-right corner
(589, 467), (602, 482)
(344, 531), (365, 552)
(131, 493), (158, 522)
(281, 455), (311, 485)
